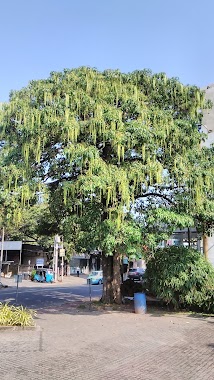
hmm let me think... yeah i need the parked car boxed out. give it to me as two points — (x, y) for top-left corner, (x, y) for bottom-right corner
(87, 270), (103, 285)
(128, 268), (145, 281)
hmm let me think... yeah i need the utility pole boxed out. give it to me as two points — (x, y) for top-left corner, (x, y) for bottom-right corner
(0, 227), (5, 285)
(59, 239), (65, 282)
(61, 255), (64, 282)
(53, 235), (60, 282)
(187, 227), (191, 248)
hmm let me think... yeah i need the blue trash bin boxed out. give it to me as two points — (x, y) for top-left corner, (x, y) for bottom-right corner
(46, 273), (53, 283)
(134, 292), (147, 314)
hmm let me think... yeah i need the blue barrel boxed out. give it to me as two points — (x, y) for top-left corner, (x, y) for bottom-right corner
(134, 292), (147, 314)
(46, 273), (53, 283)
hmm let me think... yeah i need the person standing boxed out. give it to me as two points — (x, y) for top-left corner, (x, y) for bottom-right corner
(76, 266), (80, 277)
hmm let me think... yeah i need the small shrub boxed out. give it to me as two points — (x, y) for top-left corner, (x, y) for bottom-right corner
(146, 246), (214, 313)
(0, 303), (36, 327)
(30, 269), (36, 281)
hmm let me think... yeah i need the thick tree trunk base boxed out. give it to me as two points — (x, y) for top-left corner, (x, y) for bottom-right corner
(101, 254), (113, 304)
(101, 252), (122, 304)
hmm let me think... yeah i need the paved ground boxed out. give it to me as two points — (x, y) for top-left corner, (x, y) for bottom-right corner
(0, 275), (102, 308)
(0, 277), (214, 380)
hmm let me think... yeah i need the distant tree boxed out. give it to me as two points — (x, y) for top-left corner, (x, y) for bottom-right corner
(191, 146), (214, 258)
(0, 67), (212, 303)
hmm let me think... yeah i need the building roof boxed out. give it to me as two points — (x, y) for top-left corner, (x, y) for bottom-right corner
(0, 241), (22, 251)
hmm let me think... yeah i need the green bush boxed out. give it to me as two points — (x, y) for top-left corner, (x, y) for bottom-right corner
(0, 303), (36, 327)
(30, 269), (36, 281)
(146, 246), (214, 313)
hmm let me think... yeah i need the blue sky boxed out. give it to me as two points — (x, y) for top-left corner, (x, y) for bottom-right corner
(1, 0), (213, 102)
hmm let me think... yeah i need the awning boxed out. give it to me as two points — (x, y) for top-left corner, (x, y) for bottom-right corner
(0, 241), (22, 251)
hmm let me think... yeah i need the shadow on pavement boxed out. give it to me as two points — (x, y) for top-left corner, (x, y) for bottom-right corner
(208, 343), (214, 349)
(1, 279), (213, 320)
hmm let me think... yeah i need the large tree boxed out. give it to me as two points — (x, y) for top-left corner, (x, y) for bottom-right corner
(0, 67), (213, 303)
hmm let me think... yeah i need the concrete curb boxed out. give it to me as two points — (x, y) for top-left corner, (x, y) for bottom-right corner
(0, 325), (38, 331)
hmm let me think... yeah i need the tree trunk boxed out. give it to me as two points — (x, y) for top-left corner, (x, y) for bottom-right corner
(100, 192), (122, 304)
(203, 234), (209, 260)
(101, 252), (122, 304)
(112, 251), (122, 304)
(101, 254), (113, 304)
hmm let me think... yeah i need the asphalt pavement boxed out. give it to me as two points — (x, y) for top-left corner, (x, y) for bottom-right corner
(0, 275), (102, 308)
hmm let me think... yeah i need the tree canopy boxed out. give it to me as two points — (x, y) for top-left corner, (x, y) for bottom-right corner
(0, 67), (213, 302)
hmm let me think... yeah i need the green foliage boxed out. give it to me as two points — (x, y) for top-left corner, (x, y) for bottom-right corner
(137, 205), (195, 252)
(61, 200), (143, 259)
(147, 209), (194, 229)
(146, 247), (214, 313)
(0, 67), (211, 223)
(191, 147), (214, 235)
(30, 269), (36, 281)
(100, 218), (143, 257)
(0, 303), (36, 326)
(0, 67), (213, 298)
(0, 202), (57, 260)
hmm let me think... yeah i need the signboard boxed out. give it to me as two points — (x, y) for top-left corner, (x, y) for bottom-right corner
(59, 248), (65, 257)
(14, 274), (22, 283)
(36, 258), (44, 266)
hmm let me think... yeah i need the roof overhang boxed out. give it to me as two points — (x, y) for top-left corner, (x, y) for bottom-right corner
(0, 241), (22, 251)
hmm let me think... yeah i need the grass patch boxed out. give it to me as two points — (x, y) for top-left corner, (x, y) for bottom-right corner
(77, 304), (87, 309)
(0, 303), (36, 327)
(91, 300), (104, 306)
(187, 311), (214, 318)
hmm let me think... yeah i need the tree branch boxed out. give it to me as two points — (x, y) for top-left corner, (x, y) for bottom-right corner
(136, 192), (175, 204)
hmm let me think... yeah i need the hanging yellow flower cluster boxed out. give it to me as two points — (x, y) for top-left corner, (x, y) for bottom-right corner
(0, 67), (211, 222)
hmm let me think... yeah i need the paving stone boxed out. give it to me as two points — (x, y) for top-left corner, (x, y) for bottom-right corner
(0, 310), (213, 380)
